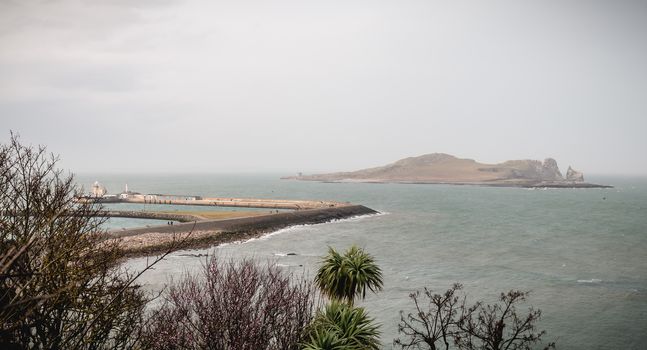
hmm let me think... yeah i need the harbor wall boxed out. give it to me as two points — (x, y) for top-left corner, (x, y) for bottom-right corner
(98, 211), (201, 222)
(107, 205), (378, 239)
(84, 196), (345, 210)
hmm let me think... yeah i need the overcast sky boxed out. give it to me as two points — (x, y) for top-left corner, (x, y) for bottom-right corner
(1, 0), (646, 175)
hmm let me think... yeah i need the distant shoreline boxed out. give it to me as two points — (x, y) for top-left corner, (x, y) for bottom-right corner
(283, 178), (613, 189)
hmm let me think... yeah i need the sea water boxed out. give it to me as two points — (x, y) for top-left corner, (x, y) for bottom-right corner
(77, 174), (647, 349)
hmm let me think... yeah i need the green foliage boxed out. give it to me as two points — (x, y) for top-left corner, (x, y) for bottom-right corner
(303, 301), (381, 350)
(314, 246), (383, 305)
(309, 246), (383, 349)
(302, 329), (346, 350)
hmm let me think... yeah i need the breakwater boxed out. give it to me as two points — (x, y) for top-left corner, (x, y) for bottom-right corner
(109, 205), (376, 239)
(105, 205), (378, 256)
(98, 210), (202, 222)
(83, 195), (345, 210)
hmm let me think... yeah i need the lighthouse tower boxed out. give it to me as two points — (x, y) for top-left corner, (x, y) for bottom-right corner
(91, 181), (107, 197)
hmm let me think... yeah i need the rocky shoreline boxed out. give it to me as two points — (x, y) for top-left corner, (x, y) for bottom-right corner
(304, 179), (612, 188)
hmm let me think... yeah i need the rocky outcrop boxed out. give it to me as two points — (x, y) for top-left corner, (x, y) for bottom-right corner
(566, 166), (584, 182)
(541, 158), (564, 181)
(503, 158), (563, 181)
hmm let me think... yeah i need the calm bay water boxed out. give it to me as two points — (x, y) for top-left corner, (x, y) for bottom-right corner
(77, 174), (647, 349)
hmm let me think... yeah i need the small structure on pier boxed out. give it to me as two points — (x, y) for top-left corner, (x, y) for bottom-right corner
(91, 181), (108, 197)
(149, 194), (202, 201)
(119, 184), (142, 199)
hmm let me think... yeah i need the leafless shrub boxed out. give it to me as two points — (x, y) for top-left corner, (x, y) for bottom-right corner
(396, 286), (555, 350)
(141, 257), (318, 350)
(394, 283), (463, 350)
(455, 290), (555, 350)
(0, 133), (191, 349)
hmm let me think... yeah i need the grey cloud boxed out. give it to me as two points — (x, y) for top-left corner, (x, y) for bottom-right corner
(1, 0), (646, 175)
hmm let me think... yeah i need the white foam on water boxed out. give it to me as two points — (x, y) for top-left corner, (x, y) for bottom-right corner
(577, 279), (602, 283)
(239, 211), (387, 244)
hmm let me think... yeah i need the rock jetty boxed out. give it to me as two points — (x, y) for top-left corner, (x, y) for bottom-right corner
(104, 204), (378, 257)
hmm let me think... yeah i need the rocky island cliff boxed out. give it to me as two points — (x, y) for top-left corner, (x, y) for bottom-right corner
(284, 153), (611, 188)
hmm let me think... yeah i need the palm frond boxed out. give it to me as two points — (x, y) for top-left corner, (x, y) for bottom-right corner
(314, 246), (383, 304)
(305, 301), (381, 350)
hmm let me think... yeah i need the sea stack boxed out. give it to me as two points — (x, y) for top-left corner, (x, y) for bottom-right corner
(566, 166), (584, 182)
(541, 158), (564, 181)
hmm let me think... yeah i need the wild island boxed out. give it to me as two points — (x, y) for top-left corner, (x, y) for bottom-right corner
(285, 153), (610, 188)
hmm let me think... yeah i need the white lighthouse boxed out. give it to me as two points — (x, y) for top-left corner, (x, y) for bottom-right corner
(91, 181), (107, 197)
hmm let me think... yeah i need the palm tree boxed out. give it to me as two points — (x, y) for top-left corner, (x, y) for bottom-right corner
(315, 246), (383, 305)
(302, 328), (346, 350)
(303, 301), (381, 350)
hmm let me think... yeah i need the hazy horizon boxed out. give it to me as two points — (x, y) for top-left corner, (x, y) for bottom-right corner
(2, 0), (646, 175)
(69, 156), (647, 178)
